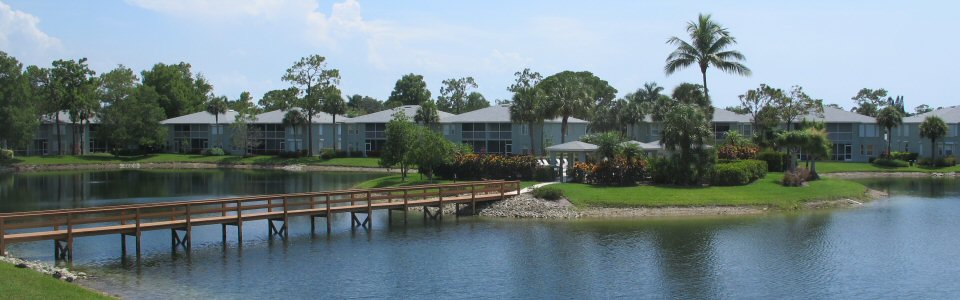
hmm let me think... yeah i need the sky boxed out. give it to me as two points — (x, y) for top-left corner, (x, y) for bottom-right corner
(2, 0), (957, 112)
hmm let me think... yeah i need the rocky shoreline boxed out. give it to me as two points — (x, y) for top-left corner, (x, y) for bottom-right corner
(0, 162), (400, 174)
(471, 187), (889, 219)
(0, 254), (86, 283)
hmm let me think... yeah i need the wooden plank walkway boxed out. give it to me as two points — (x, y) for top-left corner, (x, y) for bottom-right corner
(0, 180), (520, 260)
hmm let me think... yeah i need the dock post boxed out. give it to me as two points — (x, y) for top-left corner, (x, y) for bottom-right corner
(0, 217), (5, 256)
(135, 208), (142, 257)
(325, 195), (332, 234)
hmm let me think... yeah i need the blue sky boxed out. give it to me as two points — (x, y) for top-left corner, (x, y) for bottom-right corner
(2, 0), (957, 112)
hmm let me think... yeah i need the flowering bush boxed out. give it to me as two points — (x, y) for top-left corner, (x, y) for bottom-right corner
(717, 144), (759, 160)
(568, 158), (648, 186)
(435, 154), (539, 180)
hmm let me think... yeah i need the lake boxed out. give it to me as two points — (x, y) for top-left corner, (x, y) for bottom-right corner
(2, 170), (959, 299)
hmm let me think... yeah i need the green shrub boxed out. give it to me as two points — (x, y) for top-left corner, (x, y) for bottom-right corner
(0, 149), (13, 160)
(782, 168), (811, 187)
(279, 150), (309, 158)
(435, 154), (539, 180)
(918, 156), (957, 167)
(649, 149), (716, 185)
(890, 151), (919, 162)
(533, 166), (556, 182)
(204, 147), (226, 156)
(572, 158), (649, 186)
(320, 149), (336, 160)
(711, 159), (767, 186)
(756, 150), (789, 172)
(531, 186), (563, 200)
(872, 158), (909, 168)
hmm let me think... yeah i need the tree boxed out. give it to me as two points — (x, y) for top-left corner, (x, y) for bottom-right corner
(737, 84), (781, 138)
(205, 95), (229, 148)
(875, 106), (903, 156)
(850, 88), (888, 117)
(52, 58), (98, 155)
(660, 103), (714, 184)
(508, 68), (544, 155)
(580, 131), (624, 159)
(414, 100), (440, 127)
(282, 109), (308, 152)
(385, 73), (431, 108)
(825, 103), (843, 110)
(408, 126), (454, 182)
(437, 77), (478, 114)
(624, 82), (664, 137)
(0, 52), (38, 150)
(778, 85), (823, 130)
(320, 89), (346, 153)
(228, 91), (258, 114)
(141, 62), (212, 118)
(346, 94), (384, 115)
(379, 111), (415, 181)
(282, 54), (340, 156)
(25, 65), (62, 154)
(801, 125), (830, 180)
(464, 91), (490, 113)
(540, 71), (601, 145)
(914, 104), (934, 115)
(665, 13), (751, 101)
(98, 65), (139, 106)
(230, 108), (262, 156)
(919, 116), (948, 160)
(259, 87), (298, 111)
(96, 86), (167, 154)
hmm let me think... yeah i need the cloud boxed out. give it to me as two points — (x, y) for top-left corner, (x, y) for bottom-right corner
(0, 1), (62, 58)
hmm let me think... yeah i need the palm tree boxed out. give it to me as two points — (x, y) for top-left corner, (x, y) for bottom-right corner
(919, 116), (948, 161)
(508, 68), (543, 155)
(320, 90), (346, 153)
(414, 100), (440, 128)
(660, 103), (713, 185)
(205, 96), (228, 148)
(282, 110), (308, 152)
(665, 13), (751, 101)
(875, 106), (903, 156)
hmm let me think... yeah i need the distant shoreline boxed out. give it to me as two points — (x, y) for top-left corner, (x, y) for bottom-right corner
(0, 162), (399, 174)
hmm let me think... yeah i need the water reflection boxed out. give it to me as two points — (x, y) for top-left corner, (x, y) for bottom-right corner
(0, 170), (387, 212)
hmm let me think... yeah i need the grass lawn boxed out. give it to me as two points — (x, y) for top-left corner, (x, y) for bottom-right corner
(0, 263), (113, 299)
(0, 153), (383, 168)
(815, 161), (960, 173)
(354, 174), (540, 190)
(554, 173), (869, 209)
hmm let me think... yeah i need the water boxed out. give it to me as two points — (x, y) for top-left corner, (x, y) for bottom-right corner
(3, 172), (960, 299)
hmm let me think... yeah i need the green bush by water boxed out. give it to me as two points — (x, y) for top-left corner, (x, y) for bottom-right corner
(0, 149), (13, 160)
(712, 159), (768, 186)
(872, 158), (909, 168)
(532, 186), (564, 200)
(756, 150), (788, 172)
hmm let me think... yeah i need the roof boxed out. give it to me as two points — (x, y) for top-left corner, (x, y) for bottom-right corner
(904, 106), (960, 123)
(545, 141), (598, 152)
(640, 107), (750, 123)
(41, 111), (100, 124)
(161, 110), (241, 124)
(347, 105), (455, 124)
(623, 140), (662, 150)
(441, 104), (588, 124)
(799, 106), (875, 123)
(255, 109), (350, 124)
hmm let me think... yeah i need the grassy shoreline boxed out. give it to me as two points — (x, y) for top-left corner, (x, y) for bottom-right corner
(815, 161), (960, 173)
(0, 262), (113, 299)
(554, 173), (869, 209)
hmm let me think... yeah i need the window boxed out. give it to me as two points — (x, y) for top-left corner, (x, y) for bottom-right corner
(365, 143), (372, 152)
(650, 124), (661, 136)
(860, 124), (879, 137)
(949, 124), (958, 137)
(521, 124), (528, 136)
(250, 124), (286, 154)
(866, 144), (875, 157)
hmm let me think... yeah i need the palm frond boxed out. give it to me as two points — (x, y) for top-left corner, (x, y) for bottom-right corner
(710, 60), (752, 76)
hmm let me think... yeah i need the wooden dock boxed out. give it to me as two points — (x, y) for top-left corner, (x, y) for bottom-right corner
(0, 181), (520, 260)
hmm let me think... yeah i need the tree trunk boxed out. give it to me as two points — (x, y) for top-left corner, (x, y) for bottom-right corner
(810, 159), (820, 180)
(215, 114), (220, 148)
(332, 115), (337, 153)
(560, 115), (569, 181)
(932, 138), (937, 161)
(887, 127), (892, 157)
(71, 121), (78, 155)
(307, 114), (314, 156)
(55, 115), (62, 155)
(701, 69), (709, 102)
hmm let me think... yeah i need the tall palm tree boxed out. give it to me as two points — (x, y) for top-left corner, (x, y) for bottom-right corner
(205, 96), (228, 148)
(875, 106), (903, 156)
(508, 68), (543, 155)
(282, 109), (308, 152)
(414, 100), (440, 128)
(665, 14), (751, 101)
(919, 116), (948, 161)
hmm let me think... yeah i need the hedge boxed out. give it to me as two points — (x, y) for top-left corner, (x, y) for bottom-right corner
(711, 159), (768, 186)
(872, 158), (909, 168)
(756, 150), (788, 172)
(435, 154), (538, 180)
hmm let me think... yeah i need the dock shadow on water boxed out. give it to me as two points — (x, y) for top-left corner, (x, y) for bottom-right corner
(4, 170), (960, 299)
